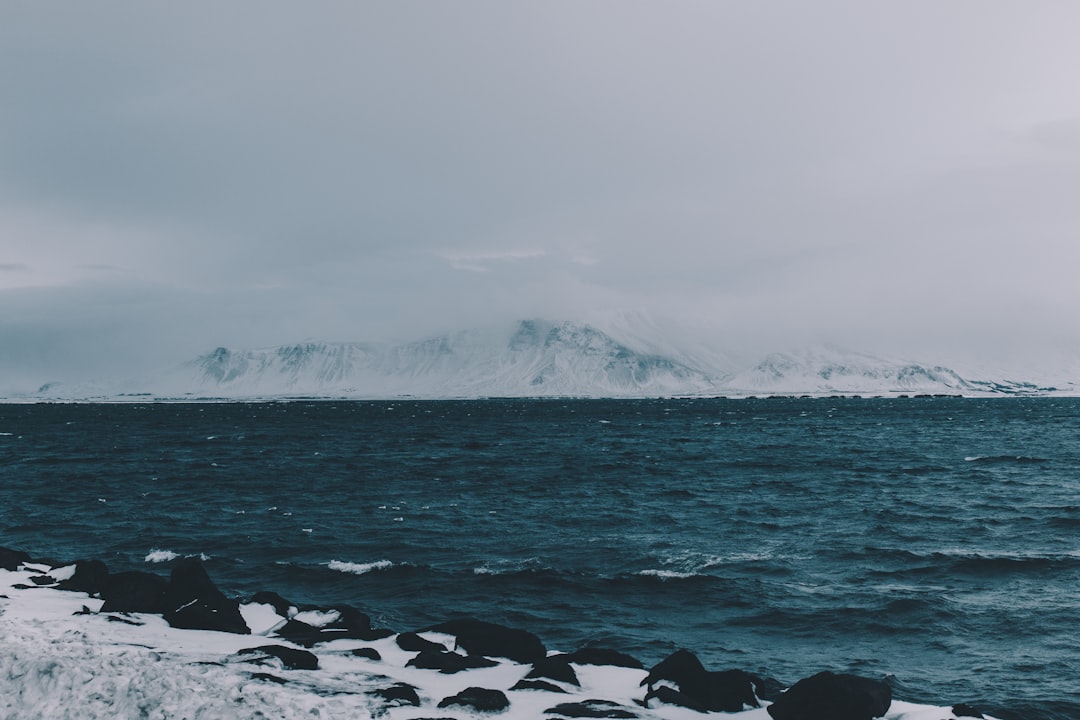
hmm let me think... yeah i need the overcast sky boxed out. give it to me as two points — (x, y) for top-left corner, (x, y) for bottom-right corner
(2, 2), (1079, 386)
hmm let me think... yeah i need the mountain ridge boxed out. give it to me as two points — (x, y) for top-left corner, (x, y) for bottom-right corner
(13, 319), (1074, 400)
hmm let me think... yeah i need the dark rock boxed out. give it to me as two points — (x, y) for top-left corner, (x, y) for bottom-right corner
(101, 571), (168, 613)
(437, 687), (510, 712)
(703, 669), (763, 712)
(642, 685), (708, 713)
(397, 631), (447, 653)
(329, 603), (369, 627)
(641, 649), (707, 691)
(275, 619), (326, 647)
(545, 699), (639, 718)
(953, 703), (985, 718)
(0, 547), (30, 571)
(250, 591), (294, 617)
(527, 656), (580, 686)
(250, 672), (287, 684)
(162, 557), (249, 634)
(369, 683), (421, 707)
(237, 645), (319, 671)
(274, 605), (391, 645)
(406, 650), (498, 673)
(767, 671), (892, 720)
(510, 679), (569, 693)
(350, 647), (382, 661)
(754, 675), (788, 702)
(563, 647), (644, 669)
(29, 575), (56, 586)
(105, 614), (144, 626)
(55, 559), (110, 595)
(423, 618), (546, 664)
(641, 649), (760, 712)
(326, 603), (393, 640)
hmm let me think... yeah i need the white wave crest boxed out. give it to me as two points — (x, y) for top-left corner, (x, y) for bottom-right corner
(326, 559), (393, 575)
(144, 549), (179, 563)
(637, 569), (701, 580)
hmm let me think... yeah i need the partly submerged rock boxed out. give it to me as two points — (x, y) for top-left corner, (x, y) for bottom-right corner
(641, 649), (761, 712)
(101, 571), (168, 613)
(163, 557), (249, 634)
(766, 670), (892, 720)
(422, 618), (546, 664)
(55, 559), (110, 596)
(406, 650), (498, 674)
(437, 687), (510, 712)
(237, 645), (319, 671)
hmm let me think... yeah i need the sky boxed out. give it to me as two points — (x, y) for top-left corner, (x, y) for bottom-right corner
(2, 2), (1080, 387)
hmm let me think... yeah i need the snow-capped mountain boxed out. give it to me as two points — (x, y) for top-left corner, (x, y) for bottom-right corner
(722, 346), (1057, 396)
(18, 320), (1071, 400)
(141, 320), (719, 399)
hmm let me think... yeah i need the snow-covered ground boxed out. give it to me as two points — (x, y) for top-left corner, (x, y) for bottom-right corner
(0, 561), (995, 720)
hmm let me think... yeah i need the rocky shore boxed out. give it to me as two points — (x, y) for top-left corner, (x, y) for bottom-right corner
(0, 547), (996, 720)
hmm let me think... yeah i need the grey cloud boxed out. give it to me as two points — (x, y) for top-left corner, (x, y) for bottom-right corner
(2, 2), (1079, 386)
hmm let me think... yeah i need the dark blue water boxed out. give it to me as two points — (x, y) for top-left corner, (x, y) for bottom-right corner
(2, 398), (1078, 719)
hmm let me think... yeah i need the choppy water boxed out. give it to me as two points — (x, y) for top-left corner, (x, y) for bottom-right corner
(2, 398), (1078, 720)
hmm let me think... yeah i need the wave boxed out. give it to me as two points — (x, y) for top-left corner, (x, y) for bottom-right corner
(472, 557), (549, 575)
(732, 597), (960, 637)
(144, 550), (212, 564)
(636, 569), (703, 580)
(964, 455), (1049, 464)
(325, 559), (394, 575)
(851, 546), (1080, 579)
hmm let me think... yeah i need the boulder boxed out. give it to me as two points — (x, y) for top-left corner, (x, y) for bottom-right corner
(274, 610), (391, 646)
(564, 647), (644, 669)
(766, 671), (892, 720)
(162, 557), (249, 634)
(397, 631), (447, 653)
(0, 547), (30, 571)
(55, 559), (109, 595)
(351, 647), (382, 661)
(526, 655), (580, 686)
(275, 619), (328, 647)
(250, 672), (287, 684)
(510, 679), (569, 693)
(952, 703), (986, 718)
(437, 687), (510, 712)
(325, 603), (391, 639)
(544, 699), (639, 718)
(641, 649), (760, 712)
(101, 571), (168, 613)
(406, 650), (498, 673)
(237, 644), (319, 670)
(250, 591), (294, 617)
(422, 618), (546, 664)
(369, 683), (421, 708)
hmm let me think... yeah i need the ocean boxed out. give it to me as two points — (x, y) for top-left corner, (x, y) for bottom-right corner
(2, 397), (1078, 719)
